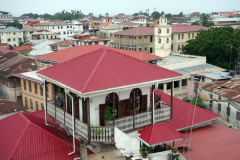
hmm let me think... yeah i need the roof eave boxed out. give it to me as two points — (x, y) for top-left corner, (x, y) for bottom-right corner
(37, 73), (182, 98)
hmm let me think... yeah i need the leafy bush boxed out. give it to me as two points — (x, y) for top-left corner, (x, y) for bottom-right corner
(190, 97), (207, 109)
(104, 106), (114, 121)
(139, 145), (150, 156)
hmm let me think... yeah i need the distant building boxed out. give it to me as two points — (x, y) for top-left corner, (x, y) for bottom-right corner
(0, 98), (26, 119)
(0, 52), (38, 103)
(0, 27), (23, 47)
(21, 27), (39, 42)
(49, 40), (74, 51)
(73, 35), (109, 46)
(0, 11), (13, 21)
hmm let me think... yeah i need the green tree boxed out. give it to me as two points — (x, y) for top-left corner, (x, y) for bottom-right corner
(139, 24), (143, 26)
(105, 13), (109, 17)
(160, 11), (164, 16)
(205, 21), (214, 27)
(190, 97), (207, 109)
(146, 23), (150, 27)
(151, 11), (160, 20)
(19, 41), (24, 46)
(179, 12), (183, 17)
(200, 14), (208, 26)
(89, 13), (94, 17)
(6, 20), (23, 29)
(165, 13), (172, 18)
(191, 22), (200, 25)
(181, 27), (240, 70)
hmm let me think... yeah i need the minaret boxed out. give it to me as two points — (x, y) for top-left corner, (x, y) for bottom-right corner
(154, 15), (172, 57)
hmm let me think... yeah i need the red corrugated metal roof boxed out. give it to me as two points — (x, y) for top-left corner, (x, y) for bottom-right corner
(38, 48), (181, 93)
(138, 123), (185, 145)
(0, 112), (80, 160)
(113, 26), (154, 35)
(175, 124), (240, 160)
(153, 90), (221, 130)
(0, 46), (17, 54)
(35, 45), (161, 62)
(172, 24), (209, 33)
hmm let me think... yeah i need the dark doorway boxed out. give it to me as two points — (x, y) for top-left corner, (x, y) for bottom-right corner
(82, 98), (88, 124)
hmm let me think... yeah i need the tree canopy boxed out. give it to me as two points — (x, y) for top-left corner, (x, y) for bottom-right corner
(6, 20), (23, 29)
(21, 10), (84, 20)
(181, 27), (240, 70)
(191, 22), (199, 25)
(151, 11), (160, 20)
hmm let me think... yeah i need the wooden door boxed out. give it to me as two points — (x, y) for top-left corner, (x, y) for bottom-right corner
(99, 104), (107, 126)
(141, 95), (148, 112)
(82, 98), (88, 124)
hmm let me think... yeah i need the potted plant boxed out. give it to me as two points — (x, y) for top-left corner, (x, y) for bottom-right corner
(171, 146), (178, 153)
(104, 106), (114, 121)
(139, 145), (150, 158)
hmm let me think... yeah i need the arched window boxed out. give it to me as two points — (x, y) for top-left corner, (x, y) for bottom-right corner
(158, 28), (161, 33)
(29, 82), (32, 92)
(35, 83), (38, 94)
(30, 99), (33, 109)
(167, 38), (169, 43)
(36, 101), (39, 111)
(41, 103), (44, 110)
(158, 38), (161, 43)
(25, 97), (28, 109)
(105, 93), (119, 118)
(167, 29), (169, 33)
(40, 86), (43, 96)
(130, 88), (142, 114)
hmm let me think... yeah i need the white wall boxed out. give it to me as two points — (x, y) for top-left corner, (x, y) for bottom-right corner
(89, 86), (150, 126)
(0, 31), (23, 46)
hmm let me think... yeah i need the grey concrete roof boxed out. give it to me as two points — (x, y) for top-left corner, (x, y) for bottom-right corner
(196, 71), (229, 80)
(0, 26), (21, 32)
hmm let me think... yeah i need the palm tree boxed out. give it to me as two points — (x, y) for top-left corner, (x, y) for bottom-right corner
(201, 14), (208, 26)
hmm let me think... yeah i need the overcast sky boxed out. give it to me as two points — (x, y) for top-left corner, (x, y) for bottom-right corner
(2, 0), (240, 17)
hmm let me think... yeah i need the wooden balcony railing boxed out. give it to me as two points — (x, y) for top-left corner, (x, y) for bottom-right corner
(107, 107), (171, 132)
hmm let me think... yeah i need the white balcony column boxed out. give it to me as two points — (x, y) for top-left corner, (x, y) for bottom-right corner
(163, 83), (167, 93)
(179, 79), (182, 93)
(79, 98), (83, 121)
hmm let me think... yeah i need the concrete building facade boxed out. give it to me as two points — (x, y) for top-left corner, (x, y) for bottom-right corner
(0, 27), (23, 47)
(0, 11), (13, 21)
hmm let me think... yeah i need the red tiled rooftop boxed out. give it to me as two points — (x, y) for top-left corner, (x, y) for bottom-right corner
(174, 124), (240, 160)
(13, 46), (33, 51)
(35, 45), (162, 62)
(0, 46), (17, 54)
(119, 21), (138, 26)
(37, 48), (181, 94)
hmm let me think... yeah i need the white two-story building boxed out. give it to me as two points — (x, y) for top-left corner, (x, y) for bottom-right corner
(0, 27), (23, 47)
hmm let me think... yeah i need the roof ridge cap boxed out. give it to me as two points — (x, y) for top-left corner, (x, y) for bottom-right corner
(82, 48), (108, 92)
(9, 116), (31, 159)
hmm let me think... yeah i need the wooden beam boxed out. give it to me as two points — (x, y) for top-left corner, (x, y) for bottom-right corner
(152, 84), (155, 124)
(171, 82), (173, 119)
(133, 89), (135, 129)
(44, 81), (48, 124)
(73, 94), (76, 131)
(113, 93), (115, 126)
(87, 98), (90, 144)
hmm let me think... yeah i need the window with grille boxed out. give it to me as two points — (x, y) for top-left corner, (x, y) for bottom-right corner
(236, 111), (240, 120)
(219, 96), (221, 100)
(24, 80), (26, 90)
(25, 97), (28, 109)
(29, 82), (32, 92)
(218, 103), (221, 112)
(210, 94), (213, 99)
(40, 86), (43, 96)
(209, 101), (213, 111)
(35, 83), (38, 94)
(30, 99), (33, 109)
(227, 107), (230, 116)
(41, 103), (44, 110)
(36, 101), (39, 111)
(47, 87), (49, 98)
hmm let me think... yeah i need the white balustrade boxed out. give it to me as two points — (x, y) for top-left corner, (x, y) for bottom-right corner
(154, 107), (171, 123)
(135, 111), (152, 128)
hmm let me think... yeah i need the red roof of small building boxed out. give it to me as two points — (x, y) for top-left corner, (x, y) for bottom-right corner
(13, 46), (33, 51)
(153, 90), (221, 130)
(138, 123), (185, 145)
(35, 45), (161, 62)
(175, 124), (240, 160)
(0, 112), (80, 160)
(0, 46), (17, 54)
(113, 26), (154, 35)
(172, 24), (210, 33)
(37, 48), (181, 93)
